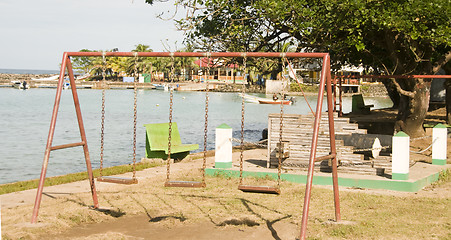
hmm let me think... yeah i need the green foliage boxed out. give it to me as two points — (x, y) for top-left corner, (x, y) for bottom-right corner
(290, 82), (319, 93)
(163, 0), (450, 75)
(69, 44), (201, 81)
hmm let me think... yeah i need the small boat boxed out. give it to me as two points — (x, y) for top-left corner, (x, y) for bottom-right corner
(31, 75), (59, 81)
(258, 99), (293, 105)
(63, 81), (70, 90)
(11, 80), (30, 90)
(152, 84), (165, 90)
(76, 74), (91, 81)
(241, 93), (268, 103)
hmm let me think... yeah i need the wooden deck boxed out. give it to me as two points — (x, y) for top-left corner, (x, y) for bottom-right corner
(267, 113), (391, 175)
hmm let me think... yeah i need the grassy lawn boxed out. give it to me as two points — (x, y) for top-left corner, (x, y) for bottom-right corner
(2, 166), (450, 239)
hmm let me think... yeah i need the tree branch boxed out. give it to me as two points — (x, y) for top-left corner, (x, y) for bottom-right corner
(391, 78), (415, 98)
(433, 50), (451, 74)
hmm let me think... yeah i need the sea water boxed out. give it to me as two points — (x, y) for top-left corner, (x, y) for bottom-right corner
(0, 88), (393, 184)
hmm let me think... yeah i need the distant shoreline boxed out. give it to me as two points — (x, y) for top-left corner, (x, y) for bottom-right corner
(0, 72), (389, 96)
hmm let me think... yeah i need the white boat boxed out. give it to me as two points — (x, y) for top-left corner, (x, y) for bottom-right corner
(240, 93), (268, 103)
(31, 75), (59, 81)
(76, 74), (91, 81)
(63, 81), (70, 90)
(240, 93), (294, 105)
(11, 80), (30, 89)
(152, 84), (165, 90)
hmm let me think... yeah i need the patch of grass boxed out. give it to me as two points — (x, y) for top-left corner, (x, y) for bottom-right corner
(290, 82), (320, 93)
(0, 161), (162, 195)
(329, 225), (355, 237)
(431, 168), (451, 187)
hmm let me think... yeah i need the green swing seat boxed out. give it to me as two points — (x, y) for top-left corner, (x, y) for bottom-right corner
(144, 122), (199, 160)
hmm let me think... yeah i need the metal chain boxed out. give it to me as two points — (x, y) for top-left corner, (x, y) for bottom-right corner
(239, 55), (247, 186)
(410, 137), (438, 154)
(202, 54), (210, 186)
(166, 54), (175, 183)
(352, 146), (391, 152)
(132, 52), (138, 179)
(277, 57), (285, 188)
(99, 51), (106, 177)
(231, 138), (267, 148)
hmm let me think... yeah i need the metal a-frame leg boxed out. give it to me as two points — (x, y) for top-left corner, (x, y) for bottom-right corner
(31, 53), (99, 224)
(299, 55), (340, 239)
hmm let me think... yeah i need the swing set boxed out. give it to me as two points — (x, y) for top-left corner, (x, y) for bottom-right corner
(31, 51), (340, 240)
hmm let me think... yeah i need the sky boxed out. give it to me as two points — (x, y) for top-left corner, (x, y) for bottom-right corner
(0, 0), (185, 70)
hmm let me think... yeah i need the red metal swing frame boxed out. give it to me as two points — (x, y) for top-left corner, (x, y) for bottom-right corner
(31, 51), (339, 240)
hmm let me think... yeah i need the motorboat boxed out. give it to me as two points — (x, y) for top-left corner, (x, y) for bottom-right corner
(241, 93), (268, 103)
(241, 93), (294, 105)
(152, 83), (165, 90)
(258, 99), (293, 105)
(11, 80), (30, 90)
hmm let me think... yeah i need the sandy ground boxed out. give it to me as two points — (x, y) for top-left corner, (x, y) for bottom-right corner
(1, 146), (450, 240)
(2, 108), (451, 240)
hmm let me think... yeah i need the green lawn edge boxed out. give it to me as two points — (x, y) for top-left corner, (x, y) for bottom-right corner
(0, 162), (161, 195)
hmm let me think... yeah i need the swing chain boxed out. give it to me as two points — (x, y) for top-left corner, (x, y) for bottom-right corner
(166, 54), (175, 183)
(100, 51), (106, 177)
(277, 57), (286, 187)
(239, 55), (247, 185)
(202, 55), (210, 185)
(132, 52), (138, 179)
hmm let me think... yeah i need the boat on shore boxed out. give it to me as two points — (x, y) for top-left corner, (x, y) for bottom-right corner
(31, 75), (59, 81)
(11, 80), (30, 89)
(152, 83), (165, 90)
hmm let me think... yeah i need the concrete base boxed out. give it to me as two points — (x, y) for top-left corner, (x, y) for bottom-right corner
(206, 162), (451, 192)
(215, 162), (232, 169)
(432, 159), (446, 165)
(392, 173), (409, 180)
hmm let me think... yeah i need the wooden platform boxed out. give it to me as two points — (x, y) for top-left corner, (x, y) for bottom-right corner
(267, 113), (389, 175)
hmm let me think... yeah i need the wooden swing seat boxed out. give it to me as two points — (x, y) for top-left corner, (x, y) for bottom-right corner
(97, 176), (138, 185)
(165, 181), (206, 188)
(238, 185), (281, 195)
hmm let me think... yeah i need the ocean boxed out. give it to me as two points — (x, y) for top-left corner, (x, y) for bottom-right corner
(0, 88), (393, 184)
(0, 68), (59, 75)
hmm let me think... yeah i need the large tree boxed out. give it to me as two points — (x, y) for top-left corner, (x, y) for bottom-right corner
(147, 0), (451, 137)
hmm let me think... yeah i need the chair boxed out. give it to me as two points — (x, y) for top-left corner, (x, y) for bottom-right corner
(144, 122), (199, 160)
(352, 94), (374, 114)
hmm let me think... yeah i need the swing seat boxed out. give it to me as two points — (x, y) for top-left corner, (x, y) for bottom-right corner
(144, 122), (199, 160)
(238, 185), (281, 195)
(165, 180), (206, 188)
(97, 176), (138, 184)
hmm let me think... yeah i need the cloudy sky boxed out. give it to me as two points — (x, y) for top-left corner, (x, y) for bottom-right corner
(0, 0), (185, 70)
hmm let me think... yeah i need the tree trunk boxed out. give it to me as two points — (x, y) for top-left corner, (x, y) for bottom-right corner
(382, 78), (400, 108)
(394, 80), (431, 137)
(447, 82), (451, 123)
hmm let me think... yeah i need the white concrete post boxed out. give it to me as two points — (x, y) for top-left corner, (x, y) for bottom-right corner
(215, 123), (232, 168)
(392, 131), (410, 180)
(432, 124), (447, 165)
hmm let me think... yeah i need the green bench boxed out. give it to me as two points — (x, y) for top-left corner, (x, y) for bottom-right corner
(352, 94), (374, 114)
(144, 122), (199, 160)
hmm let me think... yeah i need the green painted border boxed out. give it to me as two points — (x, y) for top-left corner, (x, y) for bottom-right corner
(432, 159), (446, 165)
(205, 168), (445, 192)
(392, 173), (409, 180)
(215, 162), (232, 169)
